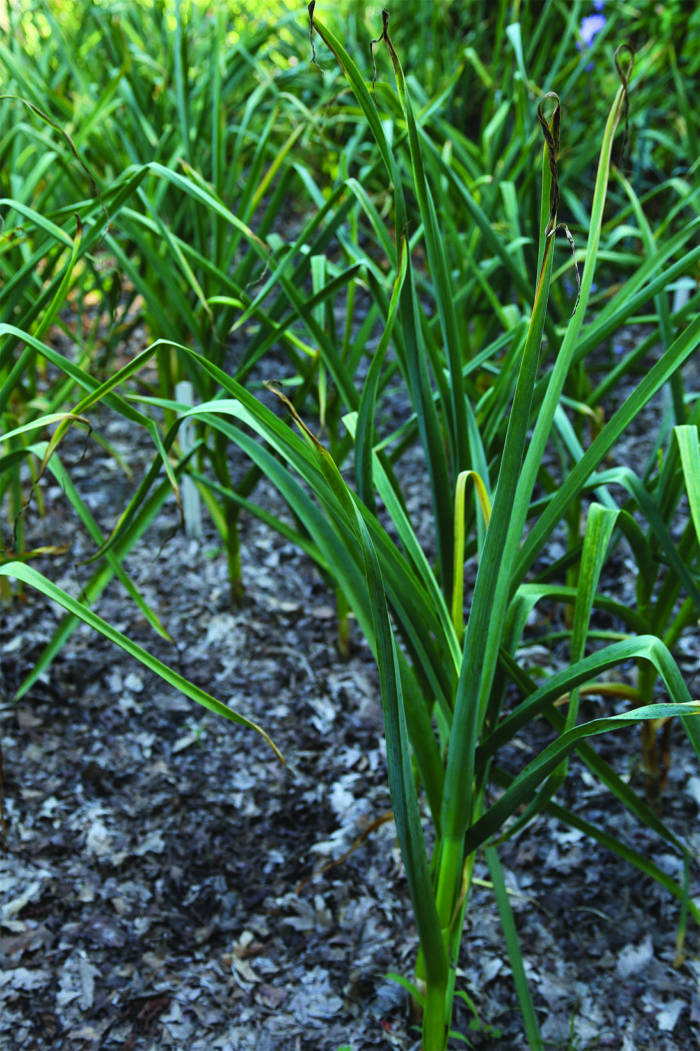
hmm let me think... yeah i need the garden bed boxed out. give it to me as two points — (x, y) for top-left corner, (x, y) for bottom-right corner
(2, 327), (700, 1051)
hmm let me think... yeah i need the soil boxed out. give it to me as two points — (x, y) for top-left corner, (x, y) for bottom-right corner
(2, 319), (700, 1051)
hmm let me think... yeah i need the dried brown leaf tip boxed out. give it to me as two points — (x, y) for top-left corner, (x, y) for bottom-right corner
(264, 380), (325, 452)
(537, 92), (561, 238)
(308, 2), (344, 77)
(370, 8), (393, 100)
(536, 92), (580, 315)
(308, 1), (318, 68)
(615, 44), (635, 170)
